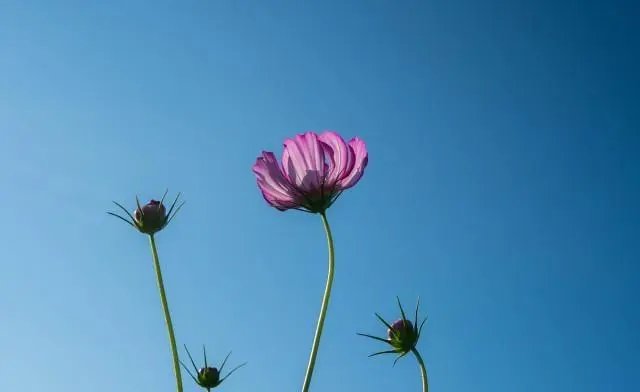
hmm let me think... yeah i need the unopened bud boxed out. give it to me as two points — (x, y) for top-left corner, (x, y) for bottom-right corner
(388, 318), (418, 352)
(197, 367), (220, 389)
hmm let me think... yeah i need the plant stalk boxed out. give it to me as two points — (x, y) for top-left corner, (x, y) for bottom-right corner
(149, 234), (183, 392)
(301, 212), (335, 392)
(411, 347), (429, 392)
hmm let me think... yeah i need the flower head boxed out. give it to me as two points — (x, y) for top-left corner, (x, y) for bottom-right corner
(387, 318), (418, 353)
(197, 367), (220, 389)
(358, 297), (427, 365)
(133, 199), (166, 233)
(253, 131), (368, 213)
(108, 190), (184, 235)
(180, 345), (246, 391)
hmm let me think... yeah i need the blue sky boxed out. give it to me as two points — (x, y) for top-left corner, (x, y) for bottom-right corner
(1, 1), (638, 391)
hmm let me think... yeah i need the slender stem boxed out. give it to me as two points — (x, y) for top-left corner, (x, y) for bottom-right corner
(411, 348), (429, 392)
(301, 212), (335, 392)
(149, 234), (183, 392)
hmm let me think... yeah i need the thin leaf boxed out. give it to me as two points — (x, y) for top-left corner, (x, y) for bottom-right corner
(179, 360), (199, 385)
(165, 201), (185, 226)
(393, 351), (409, 366)
(112, 201), (137, 224)
(375, 313), (397, 339)
(165, 192), (182, 220)
(135, 196), (143, 217)
(106, 212), (134, 227)
(418, 317), (428, 338)
(357, 332), (392, 345)
(203, 344), (208, 369)
(159, 189), (169, 209)
(414, 296), (420, 331)
(397, 296), (408, 322)
(220, 362), (247, 384)
(368, 349), (398, 357)
(328, 191), (344, 208)
(184, 345), (200, 376)
(219, 351), (232, 374)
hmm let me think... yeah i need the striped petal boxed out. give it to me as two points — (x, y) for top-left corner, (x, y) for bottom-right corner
(319, 131), (354, 189)
(336, 137), (368, 190)
(253, 151), (301, 210)
(282, 132), (326, 194)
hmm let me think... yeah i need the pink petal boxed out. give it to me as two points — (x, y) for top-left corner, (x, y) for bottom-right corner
(282, 132), (326, 193)
(336, 137), (368, 190)
(319, 131), (354, 189)
(252, 151), (301, 210)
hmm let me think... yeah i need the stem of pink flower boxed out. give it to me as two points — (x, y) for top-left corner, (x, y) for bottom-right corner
(301, 211), (335, 392)
(149, 234), (183, 392)
(411, 348), (429, 392)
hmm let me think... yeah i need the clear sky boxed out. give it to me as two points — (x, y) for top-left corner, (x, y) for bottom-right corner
(1, 1), (638, 391)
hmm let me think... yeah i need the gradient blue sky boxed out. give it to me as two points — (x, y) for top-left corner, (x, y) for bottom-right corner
(1, 1), (638, 391)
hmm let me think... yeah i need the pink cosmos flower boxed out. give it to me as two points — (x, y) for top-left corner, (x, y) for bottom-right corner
(252, 131), (368, 213)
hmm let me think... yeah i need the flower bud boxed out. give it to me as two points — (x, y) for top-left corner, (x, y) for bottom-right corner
(197, 367), (221, 389)
(107, 192), (184, 235)
(108, 192), (184, 235)
(388, 318), (418, 352)
(134, 200), (167, 234)
(358, 297), (427, 364)
(180, 345), (246, 391)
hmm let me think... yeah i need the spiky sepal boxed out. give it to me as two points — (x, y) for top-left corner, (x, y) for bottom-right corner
(108, 190), (184, 235)
(180, 344), (246, 391)
(357, 296), (427, 365)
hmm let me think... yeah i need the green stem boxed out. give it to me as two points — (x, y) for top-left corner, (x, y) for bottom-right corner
(411, 348), (429, 392)
(149, 234), (183, 392)
(301, 212), (335, 392)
